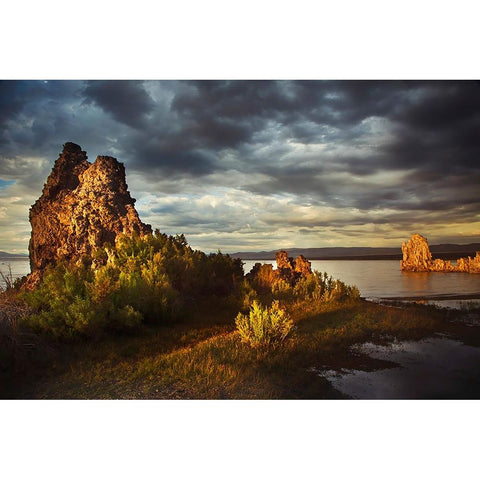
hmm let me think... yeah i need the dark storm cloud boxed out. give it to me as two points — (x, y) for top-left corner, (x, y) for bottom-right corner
(0, 80), (123, 163)
(0, 81), (72, 152)
(131, 140), (216, 176)
(83, 80), (154, 129)
(0, 81), (23, 132)
(394, 81), (480, 131)
(173, 80), (409, 128)
(383, 81), (480, 171)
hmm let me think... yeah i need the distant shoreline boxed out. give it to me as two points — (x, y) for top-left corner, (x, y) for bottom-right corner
(237, 252), (479, 261)
(373, 293), (480, 301)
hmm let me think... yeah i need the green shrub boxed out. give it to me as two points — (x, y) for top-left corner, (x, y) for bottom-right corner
(235, 300), (294, 348)
(271, 278), (293, 300)
(293, 272), (323, 300)
(240, 279), (258, 311)
(321, 278), (360, 302)
(293, 271), (360, 303)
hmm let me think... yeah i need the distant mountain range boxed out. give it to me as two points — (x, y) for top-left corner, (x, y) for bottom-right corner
(231, 243), (480, 261)
(0, 251), (28, 259)
(2, 243), (480, 262)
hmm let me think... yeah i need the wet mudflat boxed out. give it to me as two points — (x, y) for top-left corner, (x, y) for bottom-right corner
(316, 336), (480, 399)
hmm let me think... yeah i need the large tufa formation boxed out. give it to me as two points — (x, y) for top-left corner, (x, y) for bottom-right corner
(28, 142), (152, 276)
(400, 234), (480, 273)
(400, 234), (433, 272)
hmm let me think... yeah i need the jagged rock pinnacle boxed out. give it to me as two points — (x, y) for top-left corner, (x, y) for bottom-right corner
(28, 143), (152, 276)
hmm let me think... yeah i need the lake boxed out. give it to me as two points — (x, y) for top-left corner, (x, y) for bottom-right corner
(242, 259), (480, 303)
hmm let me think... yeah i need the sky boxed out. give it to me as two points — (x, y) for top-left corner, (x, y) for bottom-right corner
(1, 80), (480, 254)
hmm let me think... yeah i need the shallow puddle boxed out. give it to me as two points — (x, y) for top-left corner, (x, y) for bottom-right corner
(424, 299), (480, 310)
(316, 337), (480, 399)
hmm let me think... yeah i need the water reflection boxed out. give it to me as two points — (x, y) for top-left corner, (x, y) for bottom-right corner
(400, 271), (435, 297)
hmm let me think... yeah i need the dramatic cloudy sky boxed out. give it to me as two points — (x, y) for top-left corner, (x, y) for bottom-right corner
(1, 80), (479, 254)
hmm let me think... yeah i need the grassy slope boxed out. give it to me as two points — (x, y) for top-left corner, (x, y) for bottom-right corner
(5, 298), (474, 400)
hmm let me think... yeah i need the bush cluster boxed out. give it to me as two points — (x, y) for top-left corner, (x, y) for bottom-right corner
(245, 260), (360, 305)
(292, 271), (360, 303)
(18, 230), (360, 345)
(235, 267), (360, 347)
(22, 230), (244, 339)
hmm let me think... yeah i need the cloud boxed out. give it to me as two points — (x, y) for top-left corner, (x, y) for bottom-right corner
(83, 80), (154, 129)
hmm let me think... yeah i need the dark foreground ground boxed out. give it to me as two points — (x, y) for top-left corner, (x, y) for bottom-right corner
(2, 299), (480, 399)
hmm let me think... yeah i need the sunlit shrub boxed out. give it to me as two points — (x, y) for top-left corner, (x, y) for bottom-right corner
(321, 278), (360, 302)
(293, 271), (360, 303)
(293, 272), (323, 300)
(235, 300), (294, 348)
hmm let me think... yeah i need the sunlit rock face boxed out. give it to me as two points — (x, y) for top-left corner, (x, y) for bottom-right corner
(294, 254), (312, 277)
(275, 250), (296, 283)
(400, 234), (434, 272)
(275, 250), (312, 282)
(456, 252), (480, 273)
(28, 142), (152, 275)
(400, 234), (480, 273)
(274, 251), (312, 277)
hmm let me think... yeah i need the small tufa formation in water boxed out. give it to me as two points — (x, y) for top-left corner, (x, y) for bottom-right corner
(246, 250), (312, 291)
(27, 142), (152, 287)
(275, 250), (312, 280)
(400, 234), (480, 273)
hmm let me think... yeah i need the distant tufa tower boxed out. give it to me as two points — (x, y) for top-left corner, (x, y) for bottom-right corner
(400, 234), (480, 273)
(27, 142), (151, 283)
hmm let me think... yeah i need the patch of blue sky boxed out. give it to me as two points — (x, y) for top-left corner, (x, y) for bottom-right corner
(0, 179), (15, 189)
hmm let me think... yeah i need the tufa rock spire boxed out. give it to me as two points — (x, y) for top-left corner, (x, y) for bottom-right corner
(28, 142), (152, 276)
(400, 234), (433, 272)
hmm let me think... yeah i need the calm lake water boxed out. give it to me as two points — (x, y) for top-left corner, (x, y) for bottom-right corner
(242, 259), (480, 302)
(0, 258), (30, 288)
